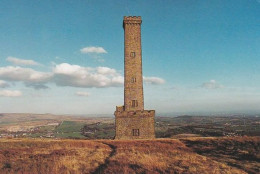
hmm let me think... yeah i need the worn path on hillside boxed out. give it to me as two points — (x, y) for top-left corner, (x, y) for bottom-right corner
(92, 142), (117, 174)
(90, 139), (247, 174)
(1, 137), (258, 174)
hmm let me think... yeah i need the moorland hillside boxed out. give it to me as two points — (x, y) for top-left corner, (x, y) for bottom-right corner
(0, 136), (259, 174)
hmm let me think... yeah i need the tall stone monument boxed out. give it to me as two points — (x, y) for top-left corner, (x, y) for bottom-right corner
(114, 16), (155, 139)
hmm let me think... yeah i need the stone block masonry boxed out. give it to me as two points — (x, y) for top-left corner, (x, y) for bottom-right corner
(114, 16), (155, 139)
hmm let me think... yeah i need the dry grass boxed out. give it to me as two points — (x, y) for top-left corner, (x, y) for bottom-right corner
(0, 139), (111, 174)
(97, 139), (245, 174)
(0, 137), (258, 174)
(180, 136), (260, 174)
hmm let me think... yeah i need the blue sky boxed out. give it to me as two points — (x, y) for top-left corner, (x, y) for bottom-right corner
(0, 0), (259, 115)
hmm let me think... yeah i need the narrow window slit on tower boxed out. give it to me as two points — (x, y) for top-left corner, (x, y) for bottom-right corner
(132, 129), (139, 136)
(130, 52), (135, 58)
(131, 77), (136, 83)
(131, 100), (138, 107)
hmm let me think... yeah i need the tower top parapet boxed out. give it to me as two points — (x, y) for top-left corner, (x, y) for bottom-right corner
(124, 16), (141, 20)
(123, 16), (142, 28)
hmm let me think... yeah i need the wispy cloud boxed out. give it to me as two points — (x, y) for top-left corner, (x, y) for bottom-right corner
(201, 80), (224, 89)
(25, 83), (49, 90)
(143, 76), (165, 85)
(0, 80), (9, 88)
(6, 56), (40, 66)
(169, 86), (180, 90)
(80, 46), (107, 54)
(75, 91), (90, 97)
(89, 54), (105, 63)
(0, 90), (22, 97)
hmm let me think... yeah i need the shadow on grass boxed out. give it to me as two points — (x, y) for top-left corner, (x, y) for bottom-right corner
(91, 142), (117, 174)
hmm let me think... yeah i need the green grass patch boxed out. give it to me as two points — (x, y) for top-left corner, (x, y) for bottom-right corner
(55, 132), (85, 139)
(39, 125), (56, 132)
(29, 133), (45, 138)
(55, 121), (86, 139)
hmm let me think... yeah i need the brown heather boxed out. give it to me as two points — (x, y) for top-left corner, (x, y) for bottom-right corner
(180, 136), (260, 174)
(0, 139), (111, 174)
(1, 136), (259, 174)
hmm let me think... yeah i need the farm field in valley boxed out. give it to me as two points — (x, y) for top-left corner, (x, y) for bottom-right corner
(0, 113), (259, 139)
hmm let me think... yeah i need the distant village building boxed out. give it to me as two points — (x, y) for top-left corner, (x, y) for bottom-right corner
(114, 16), (155, 139)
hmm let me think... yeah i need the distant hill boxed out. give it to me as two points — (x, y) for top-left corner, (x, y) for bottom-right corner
(1, 114), (259, 139)
(0, 136), (259, 174)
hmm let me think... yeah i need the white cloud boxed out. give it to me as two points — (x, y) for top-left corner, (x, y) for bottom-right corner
(0, 66), (52, 89)
(143, 76), (165, 85)
(0, 64), (123, 89)
(0, 90), (22, 97)
(201, 80), (224, 89)
(0, 80), (9, 88)
(53, 63), (123, 88)
(97, 67), (117, 75)
(75, 91), (90, 97)
(80, 47), (107, 54)
(0, 63), (164, 89)
(6, 56), (39, 66)
(0, 66), (52, 82)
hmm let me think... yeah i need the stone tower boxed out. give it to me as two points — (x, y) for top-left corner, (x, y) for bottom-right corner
(114, 16), (155, 139)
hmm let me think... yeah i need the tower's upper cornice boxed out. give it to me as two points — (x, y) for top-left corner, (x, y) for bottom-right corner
(123, 16), (142, 28)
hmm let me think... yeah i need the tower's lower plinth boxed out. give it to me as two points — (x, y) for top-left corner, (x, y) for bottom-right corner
(114, 108), (155, 140)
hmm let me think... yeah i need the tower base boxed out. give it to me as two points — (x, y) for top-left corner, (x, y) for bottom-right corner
(114, 109), (155, 140)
